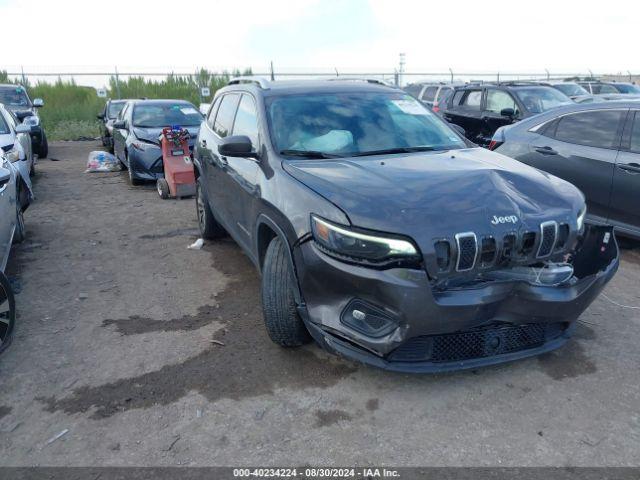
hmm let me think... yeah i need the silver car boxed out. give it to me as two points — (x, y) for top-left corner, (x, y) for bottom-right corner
(0, 103), (36, 197)
(0, 153), (21, 352)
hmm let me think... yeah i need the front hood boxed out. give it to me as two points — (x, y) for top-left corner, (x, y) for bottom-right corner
(284, 148), (584, 242)
(133, 126), (200, 146)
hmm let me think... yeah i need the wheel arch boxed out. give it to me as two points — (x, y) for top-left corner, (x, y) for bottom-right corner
(255, 213), (303, 304)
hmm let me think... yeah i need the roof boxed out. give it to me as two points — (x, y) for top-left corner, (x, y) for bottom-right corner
(220, 77), (399, 97)
(127, 99), (195, 106)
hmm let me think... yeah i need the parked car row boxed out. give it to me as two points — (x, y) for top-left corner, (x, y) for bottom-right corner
(179, 77), (617, 372)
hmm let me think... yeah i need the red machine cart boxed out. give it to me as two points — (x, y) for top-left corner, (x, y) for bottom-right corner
(157, 126), (196, 199)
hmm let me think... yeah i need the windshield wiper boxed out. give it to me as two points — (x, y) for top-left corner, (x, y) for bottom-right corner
(351, 146), (438, 157)
(280, 149), (343, 159)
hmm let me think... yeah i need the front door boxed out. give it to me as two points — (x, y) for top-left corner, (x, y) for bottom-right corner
(524, 109), (626, 223)
(481, 89), (519, 145)
(0, 163), (15, 271)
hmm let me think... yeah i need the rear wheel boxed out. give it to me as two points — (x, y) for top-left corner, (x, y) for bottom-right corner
(196, 177), (225, 239)
(157, 178), (170, 199)
(0, 272), (16, 354)
(261, 236), (311, 347)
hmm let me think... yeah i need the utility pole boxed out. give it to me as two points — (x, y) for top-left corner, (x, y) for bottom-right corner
(20, 66), (26, 86)
(270, 61), (275, 81)
(449, 68), (454, 84)
(398, 53), (406, 86)
(115, 66), (122, 99)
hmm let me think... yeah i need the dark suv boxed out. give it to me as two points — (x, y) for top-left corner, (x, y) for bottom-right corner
(194, 77), (618, 372)
(0, 84), (47, 158)
(443, 83), (572, 146)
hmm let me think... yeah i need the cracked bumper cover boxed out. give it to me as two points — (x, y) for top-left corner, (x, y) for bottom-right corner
(294, 225), (619, 372)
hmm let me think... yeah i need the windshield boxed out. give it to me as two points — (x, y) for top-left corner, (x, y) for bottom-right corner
(132, 103), (203, 128)
(0, 86), (30, 108)
(614, 83), (640, 94)
(514, 87), (572, 114)
(107, 101), (126, 119)
(553, 83), (589, 97)
(266, 92), (466, 156)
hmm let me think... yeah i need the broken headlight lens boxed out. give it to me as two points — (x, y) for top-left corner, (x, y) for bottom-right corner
(310, 215), (421, 267)
(577, 204), (587, 232)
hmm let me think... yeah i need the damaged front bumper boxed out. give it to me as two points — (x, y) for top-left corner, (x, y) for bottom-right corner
(295, 225), (619, 372)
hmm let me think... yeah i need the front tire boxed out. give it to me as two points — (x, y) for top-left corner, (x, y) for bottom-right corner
(0, 272), (16, 354)
(196, 177), (225, 239)
(261, 237), (311, 347)
(38, 131), (48, 159)
(127, 153), (143, 186)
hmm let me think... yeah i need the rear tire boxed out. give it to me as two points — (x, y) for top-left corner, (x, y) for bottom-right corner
(196, 177), (225, 239)
(0, 272), (16, 355)
(157, 178), (170, 199)
(261, 236), (311, 347)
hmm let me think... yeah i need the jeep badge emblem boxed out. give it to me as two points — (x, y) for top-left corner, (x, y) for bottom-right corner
(491, 215), (519, 225)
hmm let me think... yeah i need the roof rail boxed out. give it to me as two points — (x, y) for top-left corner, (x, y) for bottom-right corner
(227, 76), (271, 88)
(326, 77), (396, 87)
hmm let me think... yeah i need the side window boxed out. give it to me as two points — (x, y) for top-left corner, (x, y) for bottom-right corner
(452, 90), (465, 106)
(206, 97), (222, 129)
(118, 103), (129, 121)
(232, 95), (259, 148)
(461, 90), (482, 110)
(435, 87), (452, 102)
(213, 94), (240, 138)
(421, 86), (438, 102)
(630, 112), (640, 153)
(594, 84), (617, 94)
(486, 90), (519, 115)
(5, 110), (17, 129)
(553, 110), (624, 149)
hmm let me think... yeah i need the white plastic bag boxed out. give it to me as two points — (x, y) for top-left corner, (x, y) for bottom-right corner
(85, 151), (120, 173)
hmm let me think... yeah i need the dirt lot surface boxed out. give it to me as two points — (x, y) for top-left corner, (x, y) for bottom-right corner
(0, 141), (639, 467)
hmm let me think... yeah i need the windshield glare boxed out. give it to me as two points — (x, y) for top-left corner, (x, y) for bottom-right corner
(514, 87), (572, 114)
(0, 87), (30, 107)
(132, 103), (202, 128)
(554, 83), (589, 97)
(107, 102), (126, 119)
(266, 92), (466, 156)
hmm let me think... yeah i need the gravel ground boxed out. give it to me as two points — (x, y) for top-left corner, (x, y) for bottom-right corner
(0, 141), (639, 467)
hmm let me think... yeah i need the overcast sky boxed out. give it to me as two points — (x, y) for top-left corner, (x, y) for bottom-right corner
(1, 0), (638, 81)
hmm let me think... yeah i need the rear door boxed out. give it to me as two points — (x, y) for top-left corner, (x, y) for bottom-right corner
(481, 88), (520, 145)
(525, 109), (625, 222)
(200, 93), (241, 227)
(444, 88), (484, 143)
(609, 110), (640, 236)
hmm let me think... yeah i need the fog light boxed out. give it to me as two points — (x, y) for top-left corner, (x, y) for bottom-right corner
(340, 300), (398, 338)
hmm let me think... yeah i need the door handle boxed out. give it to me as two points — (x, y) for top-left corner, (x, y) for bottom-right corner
(618, 163), (640, 174)
(220, 156), (228, 166)
(534, 146), (558, 155)
(201, 139), (207, 147)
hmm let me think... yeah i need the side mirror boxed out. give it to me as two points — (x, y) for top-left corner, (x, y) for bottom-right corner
(15, 110), (32, 122)
(113, 120), (126, 130)
(0, 166), (11, 187)
(15, 124), (32, 134)
(33, 98), (44, 108)
(218, 135), (257, 158)
(97, 114), (105, 120)
(450, 123), (466, 138)
(500, 108), (515, 118)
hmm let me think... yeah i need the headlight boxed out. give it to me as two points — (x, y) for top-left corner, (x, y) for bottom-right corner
(24, 115), (39, 127)
(310, 215), (421, 268)
(577, 204), (587, 231)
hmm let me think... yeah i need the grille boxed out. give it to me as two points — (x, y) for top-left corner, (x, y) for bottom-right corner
(537, 221), (557, 257)
(389, 323), (555, 363)
(479, 237), (497, 266)
(455, 233), (477, 271)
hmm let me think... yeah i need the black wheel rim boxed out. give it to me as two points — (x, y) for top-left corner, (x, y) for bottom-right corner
(0, 275), (15, 348)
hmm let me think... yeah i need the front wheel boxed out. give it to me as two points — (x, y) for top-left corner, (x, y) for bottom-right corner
(261, 236), (311, 347)
(38, 131), (48, 159)
(127, 154), (143, 186)
(0, 272), (16, 354)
